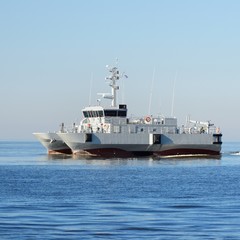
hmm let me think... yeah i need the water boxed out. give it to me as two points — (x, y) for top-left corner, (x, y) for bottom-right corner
(0, 141), (240, 239)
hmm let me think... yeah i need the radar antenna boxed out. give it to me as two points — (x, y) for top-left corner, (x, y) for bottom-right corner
(98, 61), (128, 107)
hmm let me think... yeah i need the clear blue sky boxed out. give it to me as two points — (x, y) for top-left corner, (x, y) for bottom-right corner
(0, 0), (240, 141)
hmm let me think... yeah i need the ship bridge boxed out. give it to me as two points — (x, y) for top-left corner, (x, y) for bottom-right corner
(82, 104), (127, 118)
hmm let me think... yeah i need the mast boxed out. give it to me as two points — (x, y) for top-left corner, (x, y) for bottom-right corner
(98, 62), (127, 107)
(105, 65), (120, 107)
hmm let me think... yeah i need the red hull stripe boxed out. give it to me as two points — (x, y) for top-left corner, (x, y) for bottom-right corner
(48, 148), (72, 155)
(78, 148), (220, 158)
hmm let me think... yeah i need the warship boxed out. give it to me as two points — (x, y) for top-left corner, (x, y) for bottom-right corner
(55, 64), (222, 158)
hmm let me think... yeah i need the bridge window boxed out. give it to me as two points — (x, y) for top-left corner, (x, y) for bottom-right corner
(98, 111), (103, 117)
(83, 111), (89, 118)
(104, 110), (117, 117)
(104, 110), (127, 117)
(83, 110), (104, 118)
(118, 110), (127, 117)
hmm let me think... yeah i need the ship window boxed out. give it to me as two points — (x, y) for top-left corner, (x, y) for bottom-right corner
(103, 110), (127, 117)
(83, 110), (104, 118)
(83, 111), (88, 118)
(98, 111), (103, 117)
(93, 111), (98, 117)
(119, 104), (127, 109)
(118, 110), (127, 117)
(104, 110), (117, 117)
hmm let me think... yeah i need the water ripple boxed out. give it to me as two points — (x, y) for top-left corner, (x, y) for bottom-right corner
(1, 142), (240, 239)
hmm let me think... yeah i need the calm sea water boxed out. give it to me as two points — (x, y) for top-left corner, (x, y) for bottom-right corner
(0, 141), (240, 239)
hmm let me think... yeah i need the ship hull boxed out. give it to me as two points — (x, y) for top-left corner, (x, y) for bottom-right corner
(69, 147), (220, 158)
(33, 132), (72, 154)
(57, 132), (222, 158)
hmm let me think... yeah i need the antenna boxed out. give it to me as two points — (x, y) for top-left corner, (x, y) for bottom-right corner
(121, 72), (128, 104)
(97, 99), (101, 105)
(171, 71), (177, 116)
(89, 72), (93, 106)
(148, 66), (155, 115)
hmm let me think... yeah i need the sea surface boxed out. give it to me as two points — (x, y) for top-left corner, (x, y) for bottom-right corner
(0, 141), (240, 239)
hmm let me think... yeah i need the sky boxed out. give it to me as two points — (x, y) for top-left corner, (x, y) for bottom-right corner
(0, 0), (240, 141)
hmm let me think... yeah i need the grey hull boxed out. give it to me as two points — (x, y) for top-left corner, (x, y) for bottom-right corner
(33, 132), (72, 154)
(58, 132), (222, 158)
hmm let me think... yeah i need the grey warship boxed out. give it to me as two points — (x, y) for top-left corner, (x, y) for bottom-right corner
(57, 64), (222, 158)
